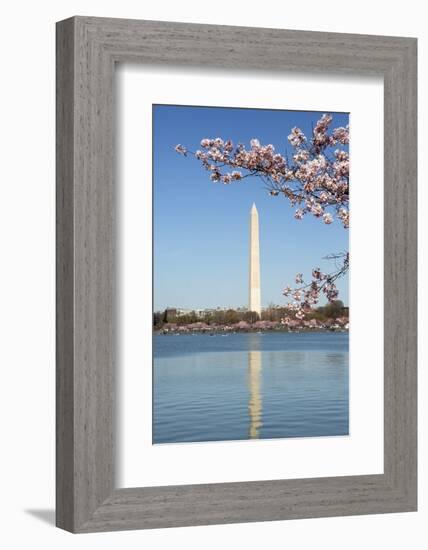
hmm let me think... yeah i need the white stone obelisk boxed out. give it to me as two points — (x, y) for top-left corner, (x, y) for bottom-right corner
(249, 203), (261, 315)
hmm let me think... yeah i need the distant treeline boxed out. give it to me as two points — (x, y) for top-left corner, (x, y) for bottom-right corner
(153, 301), (348, 328)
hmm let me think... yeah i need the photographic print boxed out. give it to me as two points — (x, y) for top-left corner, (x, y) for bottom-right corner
(153, 105), (349, 444)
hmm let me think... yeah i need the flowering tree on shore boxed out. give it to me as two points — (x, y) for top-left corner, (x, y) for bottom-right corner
(175, 113), (349, 317)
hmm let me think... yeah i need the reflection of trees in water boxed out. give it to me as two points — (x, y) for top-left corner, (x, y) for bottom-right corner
(324, 352), (348, 366)
(277, 351), (347, 373)
(323, 352), (348, 383)
(248, 349), (262, 439)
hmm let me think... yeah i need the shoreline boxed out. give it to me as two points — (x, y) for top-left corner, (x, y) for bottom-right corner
(154, 327), (349, 335)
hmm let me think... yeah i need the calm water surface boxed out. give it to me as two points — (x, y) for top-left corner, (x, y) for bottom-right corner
(153, 332), (348, 444)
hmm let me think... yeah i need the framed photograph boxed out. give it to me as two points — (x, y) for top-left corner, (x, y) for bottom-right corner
(56, 16), (417, 532)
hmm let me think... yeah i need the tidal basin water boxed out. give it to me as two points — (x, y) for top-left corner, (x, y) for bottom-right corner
(153, 332), (348, 444)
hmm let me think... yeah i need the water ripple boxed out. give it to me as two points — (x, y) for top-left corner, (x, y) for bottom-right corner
(153, 332), (348, 444)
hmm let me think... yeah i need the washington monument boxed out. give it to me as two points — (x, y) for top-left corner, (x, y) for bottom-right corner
(249, 203), (261, 315)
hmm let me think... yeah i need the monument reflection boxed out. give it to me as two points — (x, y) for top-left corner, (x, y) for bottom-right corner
(247, 334), (263, 438)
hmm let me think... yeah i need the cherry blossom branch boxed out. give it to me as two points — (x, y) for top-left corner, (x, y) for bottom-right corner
(174, 113), (350, 314)
(282, 253), (349, 319)
(175, 113), (349, 228)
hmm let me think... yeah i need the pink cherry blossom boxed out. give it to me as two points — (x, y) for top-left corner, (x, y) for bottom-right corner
(175, 114), (349, 228)
(288, 127), (306, 147)
(281, 253), (349, 318)
(174, 144), (187, 156)
(250, 138), (261, 149)
(333, 126), (350, 144)
(295, 273), (303, 284)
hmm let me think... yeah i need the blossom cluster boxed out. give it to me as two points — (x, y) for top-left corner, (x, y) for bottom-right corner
(282, 253), (349, 318)
(175, 113), (349, 227)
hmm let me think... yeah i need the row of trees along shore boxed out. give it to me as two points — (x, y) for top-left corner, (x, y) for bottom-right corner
(153, 300), (348, 330)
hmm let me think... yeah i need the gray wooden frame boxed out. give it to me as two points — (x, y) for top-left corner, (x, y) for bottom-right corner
(56, 16), (417, 533)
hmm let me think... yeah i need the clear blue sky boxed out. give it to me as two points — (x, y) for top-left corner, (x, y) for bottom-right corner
(153, 105), (349, 311)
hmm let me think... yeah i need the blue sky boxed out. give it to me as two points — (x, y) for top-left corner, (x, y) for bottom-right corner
(153, 105), (349, 311)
